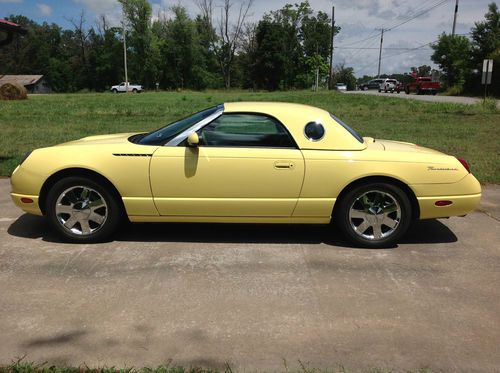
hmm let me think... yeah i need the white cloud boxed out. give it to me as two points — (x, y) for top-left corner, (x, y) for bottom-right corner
(37, 3), (53, 16)
(73, 0), (120, 15)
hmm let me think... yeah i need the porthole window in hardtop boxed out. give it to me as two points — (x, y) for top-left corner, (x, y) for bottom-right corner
(304, 121), (325, 141)
(200, 114), (296, 148)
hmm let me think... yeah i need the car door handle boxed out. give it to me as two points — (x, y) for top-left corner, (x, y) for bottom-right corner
(274, 161), (294, 169)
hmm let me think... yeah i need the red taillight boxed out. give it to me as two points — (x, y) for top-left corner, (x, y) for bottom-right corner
(20, 197), (33, 204)
(435, 200), (453, 207)
(456, 157), (470, 173)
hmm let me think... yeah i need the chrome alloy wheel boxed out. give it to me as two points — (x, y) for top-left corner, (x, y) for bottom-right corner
(348, 190), (401, 241)
(55, 186), (108, 236)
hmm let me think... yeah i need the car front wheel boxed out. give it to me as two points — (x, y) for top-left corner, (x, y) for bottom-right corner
(46, 177), (122, 243)
(334, 183), (412, 248)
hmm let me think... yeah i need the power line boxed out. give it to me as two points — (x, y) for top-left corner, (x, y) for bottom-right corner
(336, 0), (450, 49)
(336, 31), (381, 48)
(336, 0), (436, 48)
(355, 40), (437, 74)
(385, 0), (450, 32)
(335, 47), (433, 50)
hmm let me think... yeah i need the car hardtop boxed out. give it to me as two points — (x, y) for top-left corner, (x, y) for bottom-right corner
(223, 102), (366, 151)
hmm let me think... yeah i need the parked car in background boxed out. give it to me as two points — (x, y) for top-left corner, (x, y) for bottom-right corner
(378, 79), (399, 93)
(335, 83), (347, 91)
(359, 79), (384, 90)
(404, 77), (440, 95)
(111, 82), (143, 93)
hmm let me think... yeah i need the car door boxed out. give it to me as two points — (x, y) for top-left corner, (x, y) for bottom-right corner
(150, 113), (305, 217)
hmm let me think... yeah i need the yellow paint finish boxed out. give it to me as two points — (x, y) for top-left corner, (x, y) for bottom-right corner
(418, 194), (481, 219)
(10, 133), (158, 215)
(10, 194), (42, 216)
(292, 198), (337, 217)
(129, 215), (330, 224)
(122, 197), (159, 216)
(150, 146), (305, 216)
(410, 173), (481, 197)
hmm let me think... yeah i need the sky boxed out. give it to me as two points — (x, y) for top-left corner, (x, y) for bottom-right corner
(0, 0), (495, 77)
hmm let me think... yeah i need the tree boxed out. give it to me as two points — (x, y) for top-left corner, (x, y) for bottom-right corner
(411, 65), (432, 77)
(431, 33), (472, 90)
(251, 1), (337, 90)
(469, 2), (500, 95)
(333, 64), (356, 90)
(118, 0), (153, 87)
(196, 0), (253, 89)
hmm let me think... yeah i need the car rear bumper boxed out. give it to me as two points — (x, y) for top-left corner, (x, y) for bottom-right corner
(413, 173), (481, 219)
(418, 193), (481, 219)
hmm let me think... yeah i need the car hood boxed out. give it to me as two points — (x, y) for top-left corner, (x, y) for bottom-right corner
(57, 133), (140, 146)
(368, 138), (444, 155)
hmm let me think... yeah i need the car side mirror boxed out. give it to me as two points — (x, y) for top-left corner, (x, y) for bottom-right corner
(187, 132), (200, 147)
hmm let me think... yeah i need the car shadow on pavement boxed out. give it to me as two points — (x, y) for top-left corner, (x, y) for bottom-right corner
(8, 213), (457, 247)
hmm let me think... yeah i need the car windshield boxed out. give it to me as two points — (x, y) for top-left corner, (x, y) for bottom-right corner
(330, 114), (364, 144)
(136, 104), (223, 146)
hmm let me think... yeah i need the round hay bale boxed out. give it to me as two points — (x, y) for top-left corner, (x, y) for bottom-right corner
(0, 82), (28, 100)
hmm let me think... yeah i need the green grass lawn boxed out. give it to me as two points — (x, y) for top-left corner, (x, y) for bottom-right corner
(0, 90), (498, 183)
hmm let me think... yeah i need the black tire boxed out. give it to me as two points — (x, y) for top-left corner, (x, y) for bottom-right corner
(45, 176), (122, 243)
(432, 91), (437, 95)
(112, 89), (118, 93)
(333, 182), (412, 248)
(132, 88), (138, 93)
(405, 86), (410, 94)
(416, 86), (421, 95)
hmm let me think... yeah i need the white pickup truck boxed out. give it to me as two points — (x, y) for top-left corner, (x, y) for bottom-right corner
(110, 82), (143, 93)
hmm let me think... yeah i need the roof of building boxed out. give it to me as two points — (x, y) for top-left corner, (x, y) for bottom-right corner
(0, 75), (44, 86)
(0, 19), (27, 34)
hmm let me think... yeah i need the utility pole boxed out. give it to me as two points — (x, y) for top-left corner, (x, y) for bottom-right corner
(328, 5), (335, 90)
(452, 0), (459, 36)
(122, 10), (129, 93)
(377, 29), (384, 77)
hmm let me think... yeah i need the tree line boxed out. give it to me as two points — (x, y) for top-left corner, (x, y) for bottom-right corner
(1, 1), (497, 95)
(0, 0), (340, 92)
(430, 2), (499, 96)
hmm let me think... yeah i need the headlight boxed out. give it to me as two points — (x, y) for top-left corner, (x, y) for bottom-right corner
(19, 151), (32, 165)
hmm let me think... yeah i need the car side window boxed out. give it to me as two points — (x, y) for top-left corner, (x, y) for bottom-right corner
(199, 114), (296, 148)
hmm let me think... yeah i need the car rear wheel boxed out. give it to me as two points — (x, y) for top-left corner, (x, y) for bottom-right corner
(334, 183), (412, 248)
(112, 89), (118, 93)
(46, 177), (122, 243)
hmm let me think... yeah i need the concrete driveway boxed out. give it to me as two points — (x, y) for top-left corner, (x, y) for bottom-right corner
(1, 178), (499, 372)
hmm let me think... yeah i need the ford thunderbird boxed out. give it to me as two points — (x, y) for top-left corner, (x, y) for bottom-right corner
(10, 102), (481, 247)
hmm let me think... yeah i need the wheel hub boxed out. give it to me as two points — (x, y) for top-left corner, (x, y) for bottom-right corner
(348, 190), (401, 241)
(55, 186), (108, 236)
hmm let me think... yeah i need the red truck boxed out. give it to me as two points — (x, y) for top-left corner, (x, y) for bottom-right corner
(404, 77), (440, 95)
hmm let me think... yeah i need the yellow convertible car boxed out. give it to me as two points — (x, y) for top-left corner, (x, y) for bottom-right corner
(10, 102), (481, 247)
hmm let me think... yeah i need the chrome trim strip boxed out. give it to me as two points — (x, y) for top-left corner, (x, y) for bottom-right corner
(165, 107), (224, 146)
